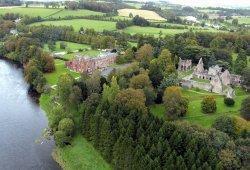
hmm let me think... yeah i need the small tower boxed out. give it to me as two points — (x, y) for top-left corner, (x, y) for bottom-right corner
(194, 58), (204, 74)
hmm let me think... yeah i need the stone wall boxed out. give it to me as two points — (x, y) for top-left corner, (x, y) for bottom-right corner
(181, 80), (212, 92)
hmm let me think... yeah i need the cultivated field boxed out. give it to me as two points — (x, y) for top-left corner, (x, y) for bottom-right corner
(118, 8), (166, 21)
(30, 19), (117, 32)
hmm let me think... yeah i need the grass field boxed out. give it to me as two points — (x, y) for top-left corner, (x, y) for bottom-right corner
(123, 26), (188, 36)
(44, 59), (80, 85)
(229, 16), (250, 24)
(53, 135), (111, 170)
(0, 7), (103, 18)
(118, 8), (166, 21)
(0, 7), (60, 17)
(44, 41), (91, 52)
(50, 9), (103, 18)
(150, 88), (249, 128)
(30, 19), (116, 32)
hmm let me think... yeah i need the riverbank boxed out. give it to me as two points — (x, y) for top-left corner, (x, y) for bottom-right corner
(40, 93), (111, 170)
(0, 59), (59, 169)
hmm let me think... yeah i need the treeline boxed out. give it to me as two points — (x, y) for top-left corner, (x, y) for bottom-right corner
(0, 0), (21, 6)
(116, 16), (187, 30)
(1, 36), (55, 93)
(29, 25), (116, 50)
(64, 1), (132, 13)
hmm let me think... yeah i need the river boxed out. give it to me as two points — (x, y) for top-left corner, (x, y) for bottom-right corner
(0, 60), (60, 170)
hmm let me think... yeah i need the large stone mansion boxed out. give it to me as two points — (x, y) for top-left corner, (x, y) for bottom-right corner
(178, 58), (241, 96)
(66, 51), (117, 74)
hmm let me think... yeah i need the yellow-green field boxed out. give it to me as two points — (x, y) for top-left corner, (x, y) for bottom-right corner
(30, 19), (116, 32)
(118, 8), (166, 21)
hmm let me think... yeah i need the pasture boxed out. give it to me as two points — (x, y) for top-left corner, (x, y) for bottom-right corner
(50, 9), (104, 18)
(123, 26), (188, 36)
(0, 7), (60, 17)
(0, 7), (103, 18)
(150, 88), (249, 128)
(118, 8), (166, 21)
(30, 19), (116, 32)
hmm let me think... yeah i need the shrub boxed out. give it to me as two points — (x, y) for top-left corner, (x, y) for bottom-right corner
(60, 42), (67, 49)
(224, 97), (235, 106)
(54, 130), (71, 147)
(58, 118), (74, 136)
(212, 116), (237, 138)
(201, 95), (217, 113)
(240, 96), (250, 120)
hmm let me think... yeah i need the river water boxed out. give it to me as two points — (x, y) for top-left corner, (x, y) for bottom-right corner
(0, 60), (60, 170)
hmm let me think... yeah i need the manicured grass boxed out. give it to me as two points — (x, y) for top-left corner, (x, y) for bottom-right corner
(53, 135), (111, 170)
(44, 41), (91, 52)
(150, 88), (249, 128)
(123, 26), (188, 36)
(0, 7), (61, 17)
(118, 8), (166, 21)
(30, 19), (117, 32)
(44, 59), (80, 85)
(79, 50), (101, 57)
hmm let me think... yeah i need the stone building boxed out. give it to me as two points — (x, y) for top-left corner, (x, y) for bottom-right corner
(193, 58), (241, 86)
(66, 52), (117, 74)
(178, 58), (192, 71)
(179, 57), (242, 96)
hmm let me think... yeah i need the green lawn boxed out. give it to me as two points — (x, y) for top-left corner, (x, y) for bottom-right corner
(44, 59), (80, 85)
(44, 41), (91, 52)
(53, 135), (111, 170)
(150, 88), (249, 128)
(0, 7), (61, 17)
(30, 19), (117, 32)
